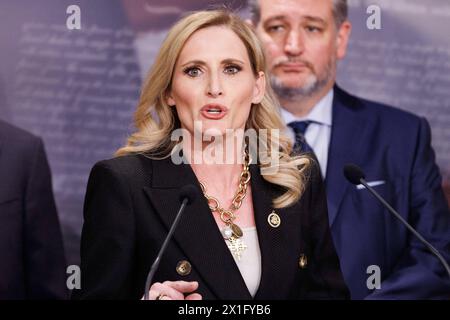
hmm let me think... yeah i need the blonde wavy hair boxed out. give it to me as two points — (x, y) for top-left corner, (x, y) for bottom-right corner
(116, 9), (312, 208)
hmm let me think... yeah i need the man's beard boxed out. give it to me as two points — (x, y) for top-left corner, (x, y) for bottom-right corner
(270, 57), (335, 100)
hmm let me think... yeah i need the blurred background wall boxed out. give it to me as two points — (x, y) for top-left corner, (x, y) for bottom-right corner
(0, 0), (448, 267)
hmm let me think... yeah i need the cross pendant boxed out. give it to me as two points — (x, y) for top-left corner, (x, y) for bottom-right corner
(227, 237), (247, 261)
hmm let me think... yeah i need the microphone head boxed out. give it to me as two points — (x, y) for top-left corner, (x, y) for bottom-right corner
(343, 164), (366, 185)
(179, 184), (198, 205)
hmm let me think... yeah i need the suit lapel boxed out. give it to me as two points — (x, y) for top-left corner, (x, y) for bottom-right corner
(143, 157), (302, 299)
(326, 86), (368, 226)
(143, 157), (252, 299)
(251, 165), (301, 299)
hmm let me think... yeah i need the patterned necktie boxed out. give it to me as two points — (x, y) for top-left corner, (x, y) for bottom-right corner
(288, 121), (314, 155)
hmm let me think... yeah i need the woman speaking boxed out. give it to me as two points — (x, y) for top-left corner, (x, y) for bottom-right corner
(73, 9), (348, 300)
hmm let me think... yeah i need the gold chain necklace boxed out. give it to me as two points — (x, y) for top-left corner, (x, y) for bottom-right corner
(199, 150), (251, 260)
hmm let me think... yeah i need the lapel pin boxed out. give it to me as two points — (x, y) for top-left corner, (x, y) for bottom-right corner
(268, 210), (281, 228)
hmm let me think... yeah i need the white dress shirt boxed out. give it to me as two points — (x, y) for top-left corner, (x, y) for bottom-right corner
(280, 89), (333, 178)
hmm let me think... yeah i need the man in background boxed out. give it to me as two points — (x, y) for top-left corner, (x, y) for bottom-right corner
(249, 0), (450, 299)
(0, 119), (67, 299)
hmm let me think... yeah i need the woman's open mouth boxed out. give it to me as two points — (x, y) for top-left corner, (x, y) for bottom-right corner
(200, 104), (228, 120)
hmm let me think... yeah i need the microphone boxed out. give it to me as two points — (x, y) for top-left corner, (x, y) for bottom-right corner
(143, 184), (198, 300)
(343, 164), (450, 279)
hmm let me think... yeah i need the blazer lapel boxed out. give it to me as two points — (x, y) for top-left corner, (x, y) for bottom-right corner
(326, 86), (368, 226)
(251, 165), (301, 299)
(143, 157), (252, 299)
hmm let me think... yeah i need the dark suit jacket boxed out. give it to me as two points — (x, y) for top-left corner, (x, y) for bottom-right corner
(0, 120), (67, 299)
(73, 153), (349, 299)
(326, 86), (450, 299)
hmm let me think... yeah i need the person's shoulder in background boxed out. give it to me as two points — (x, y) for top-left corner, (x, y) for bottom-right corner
(335, 86), (425, 130)
(0, 119), (50, 185)
(0, 118), (68, 300)
(334, 86), (434, 160)
(0, 118), (44, 156)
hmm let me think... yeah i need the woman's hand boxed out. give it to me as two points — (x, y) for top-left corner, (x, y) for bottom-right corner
(146, 281), (202, 300)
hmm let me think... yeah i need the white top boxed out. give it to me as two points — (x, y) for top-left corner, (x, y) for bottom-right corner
(226, 226), (261, 297)
(280, 89), (334, 178)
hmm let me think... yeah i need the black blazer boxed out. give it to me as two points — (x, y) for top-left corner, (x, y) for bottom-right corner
(73, 153), (349, 299)
(0, 120), (67, 299)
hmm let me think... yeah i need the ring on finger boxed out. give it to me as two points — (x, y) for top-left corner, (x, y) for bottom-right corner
(156, 293), (167, 300)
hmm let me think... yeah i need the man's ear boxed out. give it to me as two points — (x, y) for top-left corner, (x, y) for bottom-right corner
(252, 71), (266, 104)
(336, 21), (352, 60)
